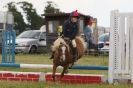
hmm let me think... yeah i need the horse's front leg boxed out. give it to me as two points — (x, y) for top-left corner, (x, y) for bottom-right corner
(60, 66), (68, 78)
(52, 64), (57, 82)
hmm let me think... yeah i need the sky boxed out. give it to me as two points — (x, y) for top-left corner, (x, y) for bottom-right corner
(0, 0), (133, 27)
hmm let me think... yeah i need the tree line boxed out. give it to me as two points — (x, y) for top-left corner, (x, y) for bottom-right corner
(6, 1), (61, 34)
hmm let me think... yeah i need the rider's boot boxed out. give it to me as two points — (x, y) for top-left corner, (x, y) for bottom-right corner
(72, 47), (77, 62)
(49, 51), (55, 59)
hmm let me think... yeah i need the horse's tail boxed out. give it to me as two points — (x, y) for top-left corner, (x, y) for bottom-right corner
(75, 36), (86, 58)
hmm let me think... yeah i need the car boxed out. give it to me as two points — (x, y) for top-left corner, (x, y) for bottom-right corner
(98, 33), (109, 54)
(15, 30), (46, 53)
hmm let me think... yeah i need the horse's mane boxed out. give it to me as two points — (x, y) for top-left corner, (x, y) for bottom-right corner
(51, 37), (68, 51)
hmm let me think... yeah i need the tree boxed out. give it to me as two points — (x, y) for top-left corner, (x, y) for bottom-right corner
(17, 2), (43, 30)
(7, 2), (26, 33)
(44, 1), (61, 14)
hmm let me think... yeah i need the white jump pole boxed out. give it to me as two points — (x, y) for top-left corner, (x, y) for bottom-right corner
(109, 10), (133, 84)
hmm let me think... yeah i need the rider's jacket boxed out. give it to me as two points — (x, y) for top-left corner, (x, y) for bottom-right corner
(62, 19), (79, 40)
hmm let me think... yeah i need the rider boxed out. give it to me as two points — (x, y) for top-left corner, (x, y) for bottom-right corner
(62, 10), (79, 61)
(49, 10), (79, 61)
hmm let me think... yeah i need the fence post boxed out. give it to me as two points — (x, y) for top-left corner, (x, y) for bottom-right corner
(1, 12), (15, 63)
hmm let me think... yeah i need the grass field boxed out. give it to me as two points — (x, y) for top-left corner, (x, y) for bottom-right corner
(0, 54), (132, 88)
(0, 81), (133, 88)
(0, 54), (108, 74)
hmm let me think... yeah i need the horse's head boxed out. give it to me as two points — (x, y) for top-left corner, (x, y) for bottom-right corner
(58, 43), (67, 62)
(52, 42), (71, 81)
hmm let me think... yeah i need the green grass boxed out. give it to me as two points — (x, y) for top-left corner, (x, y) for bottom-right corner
(0, 54), (108, 74)
(0, 54), (108, 65)
(15, 54), (52, 64)
(15, 54), (108, 66)
(0, 81), (133, 88)
(0, 54), (132, 88)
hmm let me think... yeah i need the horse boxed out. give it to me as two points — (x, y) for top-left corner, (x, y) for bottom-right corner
(51, 36), (86, 81)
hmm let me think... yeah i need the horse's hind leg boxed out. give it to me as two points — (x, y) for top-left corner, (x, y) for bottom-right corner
(60, 66), (68, 78)
(64, 69), (69, 74)
(52, 65), (57, 82)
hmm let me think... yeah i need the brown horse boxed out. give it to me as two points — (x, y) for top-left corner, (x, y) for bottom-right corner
(52, 36), (86, 81)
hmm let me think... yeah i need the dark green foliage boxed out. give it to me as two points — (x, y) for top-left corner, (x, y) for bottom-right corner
(7, 2), (26, 33)
(18, 1), (43, 30)
(44, 1), (61, 14)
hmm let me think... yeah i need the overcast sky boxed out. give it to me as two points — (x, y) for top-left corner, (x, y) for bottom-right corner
(0, 0), (133, 27)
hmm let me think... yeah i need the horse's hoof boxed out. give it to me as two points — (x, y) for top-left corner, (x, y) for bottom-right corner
(53, 78), (56, 82)
(52, 76), (56, 82)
